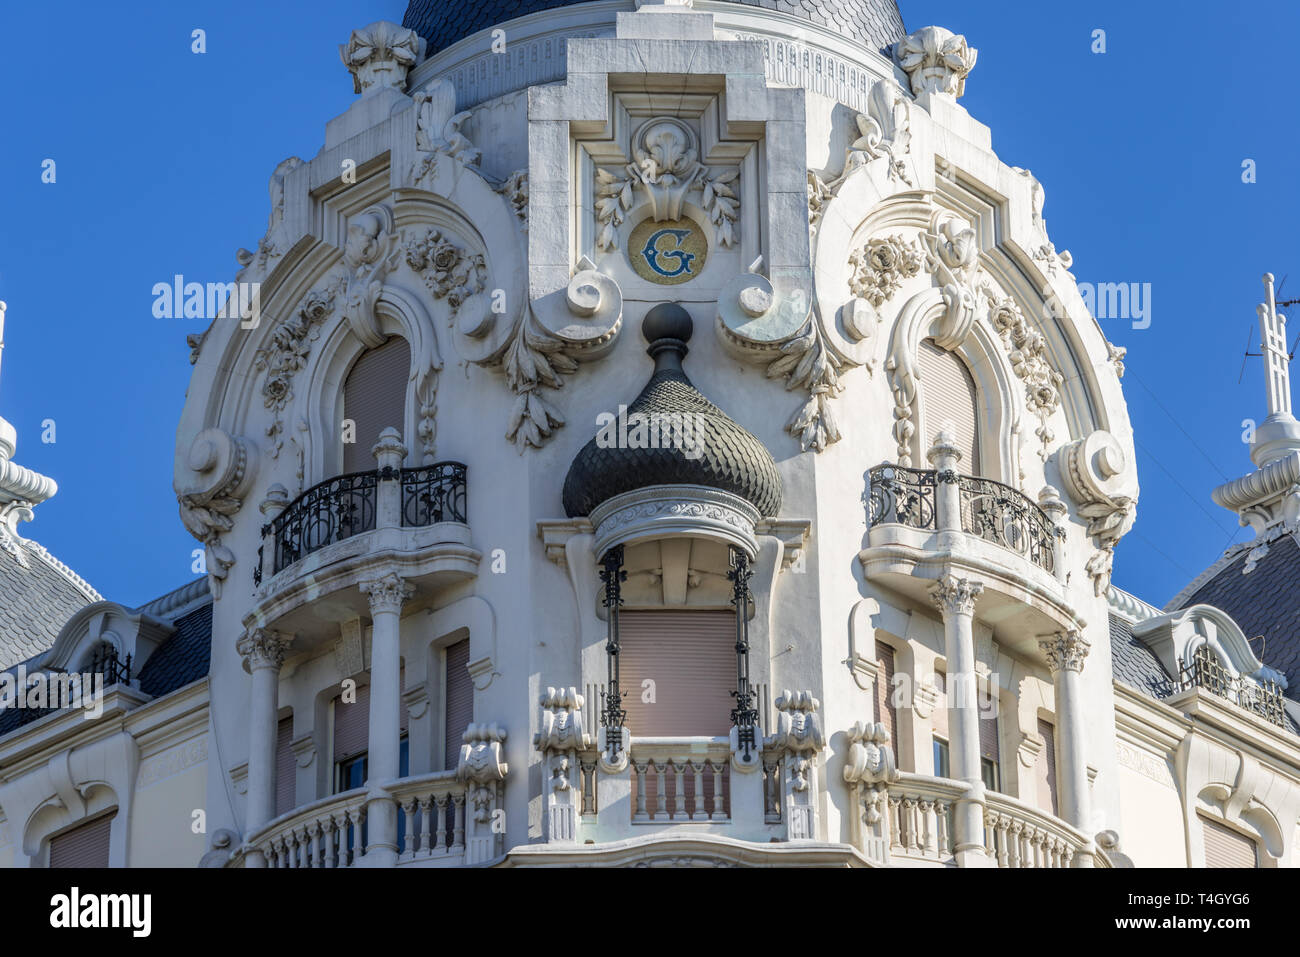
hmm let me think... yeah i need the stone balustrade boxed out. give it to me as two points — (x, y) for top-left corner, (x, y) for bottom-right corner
(251, 788), (371, 868)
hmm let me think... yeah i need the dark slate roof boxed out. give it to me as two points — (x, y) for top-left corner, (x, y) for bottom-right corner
(0, 542), (100, 671)
(137, 601), (213, 698)
(404, 0), (908, 58)
(1172, 534), (1300, 698)
(1109, 614), (1174, 700)
(1110, 612), (1300, 735)
(563, 304), (782, 517)
(0, 592), (212, 738)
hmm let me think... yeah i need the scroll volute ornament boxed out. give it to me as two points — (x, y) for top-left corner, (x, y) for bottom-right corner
(1058, 429), (1138, 595)
(175, 428), (258, 596)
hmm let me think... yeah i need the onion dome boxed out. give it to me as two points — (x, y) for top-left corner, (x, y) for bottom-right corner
(562, 303), (781, 518)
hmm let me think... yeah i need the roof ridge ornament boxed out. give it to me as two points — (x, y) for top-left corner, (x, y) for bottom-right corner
(894, 26), (977, 99)
(1250, 272), (1300, 467)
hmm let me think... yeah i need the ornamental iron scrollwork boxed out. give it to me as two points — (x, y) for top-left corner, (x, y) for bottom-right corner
(598, 545), (628, 760)
(401, 463), (468, 527)
(728, 547), (759, 763)
(1179, 648), (1286, 728)
(957, 475), (1056, 575)
(866, 464), (938, 530)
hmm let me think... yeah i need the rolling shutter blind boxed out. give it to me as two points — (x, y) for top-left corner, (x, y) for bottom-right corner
(275, 715), (295, 817)
(619, 610), (736, 737)
(874, 641), (897, 744)
(443, 639), (473, 771)
(918, 338), (980, 475)
(342, 336), (410, 473)
(49, 813), (114, 868)
(333, 682), (370, 763)
(1037, 717), (1059, 816)
(979, 707), (999, 764)
(1201, 815), (1257, 868)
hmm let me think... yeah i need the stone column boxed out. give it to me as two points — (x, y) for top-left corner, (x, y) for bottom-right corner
(236, 628), (292, 868)
(359, 570), (413, 865)
(1040, 629), (1092, 864)
(1037, 485), (1069, 584)
(930, 574), (986, 866)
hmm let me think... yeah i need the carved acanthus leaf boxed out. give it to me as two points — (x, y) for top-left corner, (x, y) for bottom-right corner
(409, 80), (481, 189)
(594, 118), (740, 251)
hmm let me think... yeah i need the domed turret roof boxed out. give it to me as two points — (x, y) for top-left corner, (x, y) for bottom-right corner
(404, 0), (906, 58)
(562, 303), (781, 518)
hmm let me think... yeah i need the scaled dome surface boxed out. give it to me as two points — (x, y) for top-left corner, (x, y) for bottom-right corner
(404, 0), (907, 57)
(562, 304), (782, 519)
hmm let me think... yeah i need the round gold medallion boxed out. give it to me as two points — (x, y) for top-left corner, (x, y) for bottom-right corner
(628, 218), (708, 286)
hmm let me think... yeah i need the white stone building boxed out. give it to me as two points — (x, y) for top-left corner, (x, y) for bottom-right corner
(0, 0), (1296, 868)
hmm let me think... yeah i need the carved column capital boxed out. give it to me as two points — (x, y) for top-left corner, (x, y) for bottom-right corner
(930, 575), (983, 618)
(237, 628), (292, 671)
(360, 572), (414, 616)
(1039, 630), (1090, 674)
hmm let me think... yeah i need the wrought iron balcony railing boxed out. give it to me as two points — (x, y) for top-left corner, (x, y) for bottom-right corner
(866, 465), (1058, 576)
(866, 464), (938, 530)
(1178, 652), (1287, 728)
(958, 475), (1057, 576)
(260, 462), (468, 578)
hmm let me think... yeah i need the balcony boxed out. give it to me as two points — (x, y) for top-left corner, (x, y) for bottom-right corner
(1178, 652), (1287, 728)
(249, 772), (489, 868)
(854, 773), (1109, 868)
(860, 460), (1077, 645)
(247, 433), (479, 642)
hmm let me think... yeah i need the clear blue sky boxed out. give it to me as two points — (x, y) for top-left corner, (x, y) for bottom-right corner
(1, 0), (1295, 608)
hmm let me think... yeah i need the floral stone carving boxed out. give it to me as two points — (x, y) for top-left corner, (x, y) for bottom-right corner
(595, 117), (740, 251)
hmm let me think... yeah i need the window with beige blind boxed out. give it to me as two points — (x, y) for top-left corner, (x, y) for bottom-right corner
(874, 641), (898, 748)
(443, 638), (473, 770)
(918, 338), (981, 475)
(48, 812), (114, 868)
(1036, 717), (1059, 816)
(618, 610), (736, 737)
(1200, 815), (1258, 868)
(342, 336), (411, 473)
(275, 713), (295, 817)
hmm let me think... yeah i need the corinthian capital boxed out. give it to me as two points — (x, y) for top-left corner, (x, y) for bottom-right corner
(360, 572), (414, 615)
(237, 628), (291, 671)
(930, 575), (983, 618)
(1039, 630), (1090, 674)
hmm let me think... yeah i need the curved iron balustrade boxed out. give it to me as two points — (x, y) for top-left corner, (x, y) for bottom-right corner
(865, 464), (938, 530)
(262, 463), (467, 577)
(866, 465), (1057, 575)
(1179, 650), (1286, 728)
(957, 475), (1057, 576)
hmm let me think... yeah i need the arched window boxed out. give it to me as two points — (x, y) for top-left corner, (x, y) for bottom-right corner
(918, 338), (980, 475)
(342, 336), (410, 473)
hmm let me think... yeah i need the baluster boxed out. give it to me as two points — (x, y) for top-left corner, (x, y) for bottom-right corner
(435, 795), (448, 853)
(982, 809), (996, 859)
(918, 799), (936, 857)
(673, 760), (686, 820)
(294, 826), (308, 868)
(996, 816), (1011, 868)
(418, 797), (434, 857)
(691, 761), (706, 821)
(401, 798), (418, 858)
(581, 760), (597, 815)
(308, 821), (322, 868)
(935, 800), (951, 857)
(1036, 830), (1049, 868)
(902, 797), (918, 851)
(1007, 821), (1023, 867)
(1061, 841), (1075, 869)
(322, 816), (337, 868)
(452, 794), (466, 850)
(633, 761), (650, 822)
(888, 796), (903, 852)
(655, 761), (667, 819)
(710, 762), (725, 821)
